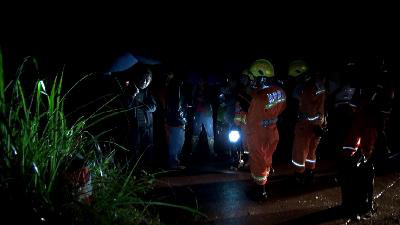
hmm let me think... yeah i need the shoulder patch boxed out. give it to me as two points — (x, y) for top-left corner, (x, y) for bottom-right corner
(265, 90), (285, 109)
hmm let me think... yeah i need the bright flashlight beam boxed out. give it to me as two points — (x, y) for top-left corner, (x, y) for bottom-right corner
(229, 130), (240, 143)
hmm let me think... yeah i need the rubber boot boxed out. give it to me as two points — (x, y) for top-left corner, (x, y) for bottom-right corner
(248, 183), (268, 202)
(304, 169), (315, 184)
(293, 172), (305, 186)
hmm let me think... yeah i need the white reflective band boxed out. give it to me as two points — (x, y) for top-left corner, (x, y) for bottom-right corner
(251, 173), (267, 182)
(349, 103), (357, 108)
(316, 90), (326, 95)
(306, 159), (316, 163)
(380, 110), (391, 114)
(343, 146), (356, 150)
(371, 93), (377, 101)
(335, 102), (357, 108)
(307, 116), (320, 121)
(292, 160), (305, 167)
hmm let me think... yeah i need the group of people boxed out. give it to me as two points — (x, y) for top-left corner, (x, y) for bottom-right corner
(231, 58), (396, 220)
(81, 53), (396, 220)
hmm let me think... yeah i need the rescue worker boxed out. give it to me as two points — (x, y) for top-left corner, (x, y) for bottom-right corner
(291, 61), (327, 184)
(338, 83), (393, 219)
(327, 58), (361, 159)
(245, 59), (286, 201)
(279, 60), (309, 162)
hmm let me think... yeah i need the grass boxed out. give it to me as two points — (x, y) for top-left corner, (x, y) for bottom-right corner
(0, 48), (205, 225)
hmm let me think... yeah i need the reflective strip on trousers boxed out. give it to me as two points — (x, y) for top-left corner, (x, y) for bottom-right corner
(251, 173), (267, 182)
(292, 160), (305, 167)
(342, 146), (358, 156)
(343, 146), (357, 151)
(306, 159), (316, 164)
(307, 115), (321, 121)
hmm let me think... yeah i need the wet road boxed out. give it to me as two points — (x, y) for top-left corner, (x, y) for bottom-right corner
(154, 158), (400, 225)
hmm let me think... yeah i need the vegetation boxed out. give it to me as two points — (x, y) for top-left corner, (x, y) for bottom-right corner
(0, 49), (202, 225)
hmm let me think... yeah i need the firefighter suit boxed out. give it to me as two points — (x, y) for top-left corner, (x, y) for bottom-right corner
(340, 106), (378, 217)
(340, 83), (394, 217)
(247, 86), (286, 185)
(291, 75), (326, 174)
(245, 59), (286, 196)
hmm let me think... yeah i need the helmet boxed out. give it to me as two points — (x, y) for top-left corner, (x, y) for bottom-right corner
(288, 60), (308, 77)
(249, 59), (275, 80)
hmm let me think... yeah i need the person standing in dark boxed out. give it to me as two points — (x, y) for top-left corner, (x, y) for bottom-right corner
(339, 88), (381, 219)
(279, 60), (309, 162)
(327, 58), (361, 160)
(157, 66), (187, 169)
(372, 59), (396, 171)
(245, 59), (286, 202)
(233, 69), (253, 152)
(120, 64), (157, 165)
(192, 76), (215, 158)
(290, 62), (327, 184)
(216, 73), (238, 158)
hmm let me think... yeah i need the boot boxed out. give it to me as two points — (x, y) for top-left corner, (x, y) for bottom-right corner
(293, 172), (305, 186)
(338, 157), (360, 218)
(247, 183), (268, 202)
(304, 169), (315, 184)
(358, 162), (376, 217)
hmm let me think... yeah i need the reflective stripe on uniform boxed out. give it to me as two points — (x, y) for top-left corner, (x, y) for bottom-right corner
(335, 101), (357, 108)
(234, 114), (242, 122)
(342, 146), (357, 156)
(234, 113), (246, 125)
(307, 115), (320, 121)
(306, 159), (316, 163)
(251, 173), (267, 182)
(261, 118), (278, 127)
(298, 112), (321, 121)
(342, 139), (361, 156)
(292, 160), (305, 167)
(343, 146), (356, 151)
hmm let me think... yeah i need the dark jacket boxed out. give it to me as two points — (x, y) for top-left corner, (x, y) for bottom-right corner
(126, 88), (157, 129)
(165, 80), (186, 127)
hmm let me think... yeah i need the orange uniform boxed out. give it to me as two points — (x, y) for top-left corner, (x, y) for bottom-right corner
(340, 104), (379, 215)
(292, 81), (326, 173)
(247, 85), (286, 185)
(342, 109), (378, 158)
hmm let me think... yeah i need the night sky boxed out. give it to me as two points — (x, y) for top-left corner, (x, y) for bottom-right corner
(2, 16), (399, 82)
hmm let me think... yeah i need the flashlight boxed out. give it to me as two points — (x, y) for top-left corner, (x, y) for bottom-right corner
(229, 130), (240, 143)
